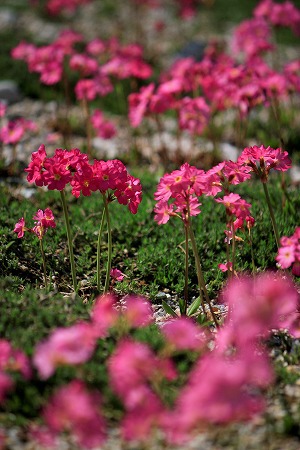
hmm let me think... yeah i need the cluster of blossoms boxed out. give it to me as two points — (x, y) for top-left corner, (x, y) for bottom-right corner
(276, 227), (300, 276)
(90, 109), (116, 140)
(153, 157), (257, 227)
(45, 0), (92, 15)
(0, 117), (37, 145)
(1, 273), (298, 448)
(254, 0), (300, 36)
(128, 0), (300, 139)
(11, 29), (83, 86)
(237, 144), (292, 182)
(14, 208), (56, 240)
(0, 339), (31, 405)
(24, 145), (142, 214)
(12, 33), (152, 90)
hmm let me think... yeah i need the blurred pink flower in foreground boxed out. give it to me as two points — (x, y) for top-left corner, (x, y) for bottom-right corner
(33, 322), (97, 379)
(276, 227), (300, 276)
(43, 380), (106, 449)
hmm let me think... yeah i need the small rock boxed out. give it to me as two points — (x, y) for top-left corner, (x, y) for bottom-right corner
(0, 81), (22, 104)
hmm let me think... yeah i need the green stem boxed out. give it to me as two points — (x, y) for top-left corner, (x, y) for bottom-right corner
(262, 182), (280, 249)
(83, 99), (92, 159)
(230, 221), (236, 275)
(188, 224), (219, 327)
(248, 228), (256, 275)
(183, 224), (189, 316)
(60, 189), (77, 292)
(96, 208), (106, 292)
(39, 239), (48, 289)
(103, 193), (112, 293)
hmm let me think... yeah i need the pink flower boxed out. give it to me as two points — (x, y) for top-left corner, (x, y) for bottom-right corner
(276, 227), (300, 274)
(24, 144), (47, 186)
(221, 273), (299, 339)
(91, 294), (119, 337)
(0, 118), (35, 145)
(154, 201), (175, 225)
(178, 97), (210, 136)
(69, 53), (98, 76)
(33, 322), (97, 379)
(162, 317), (206, 351)
(218, 261), (233, 272)
(0, 102), (6, 118)
(128, 83), (155, 127)
(43, 380), (106, 449)
(122, 295), (153, 328)
(75, 78), (99, 101)
(13, 217), (26, 238)
(238, 145), (291, 182)
(0, 339), (31, 379)
(231, 17), (273, 58)
(91, 109), (116, 139)
(110, 268), (125, 281)
(33, 208), (56, 229)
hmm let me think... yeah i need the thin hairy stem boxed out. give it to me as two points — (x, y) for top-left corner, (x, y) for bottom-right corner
(39, 239), (48, 289)
(60, 189), (77, 292)
(188, 224), (219, 327)
(96, 208), (106, 292)
(103, 193), (112, 293)
(262, 182), (280, 248)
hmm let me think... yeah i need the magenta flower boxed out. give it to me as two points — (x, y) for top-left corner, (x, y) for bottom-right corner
(238, 145), (292, 182)
(231, 17), (274, 58)
(0, 339), (31, 379)
(33, 322), (97, 379)
(13, 217), (26, 238)
(110, 268), (125, 281)
(178, 96), (210, 136)
(128, 83), (155, 127)
(91, 294), (119, 337)
(276, 227), (300, 274)
(122, 295), (154, 328)
(33, 208), (56, 229)
(162, 317), (207, 351)
(43, 380), (106, 449)
(91, 109), (116, 139)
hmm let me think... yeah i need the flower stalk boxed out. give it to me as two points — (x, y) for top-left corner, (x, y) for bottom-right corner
(262, 182), (280, 248)
(60, 189), (77, 292)
(102, 193), (112, 293)
(96, 208), (106, 292)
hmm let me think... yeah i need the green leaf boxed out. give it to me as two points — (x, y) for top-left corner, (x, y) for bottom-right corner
(178, 297), (185, 315)
(187, 297), (201, 316)
(162, 300), (178, 318)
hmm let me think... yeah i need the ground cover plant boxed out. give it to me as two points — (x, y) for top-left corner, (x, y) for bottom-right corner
(1, 0), (300, 448)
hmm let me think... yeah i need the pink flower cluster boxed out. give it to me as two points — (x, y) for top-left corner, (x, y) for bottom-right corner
(43, 380), (106, 449)
(46, 0), (92, 15)
(90, 109), (116, 140)
(11, 30), (83, 85)
(0, 339), (31, 405)
(0, 117), (37, 145)
(24, 145), (142, 214)
(237, 144), (292, 182)
(33, 294), (153, 380)
(14, 208), (56, 240)
(254, 0), (300, 36)
(276, 227), (300, 275)
(129, 9), (300, 132)
(215, 193), (254, 233)
(162, 273), (299, 444)
(153, 158), (257, 226)
(2, 273), (300, 447)
(154, 162), (205, 224)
